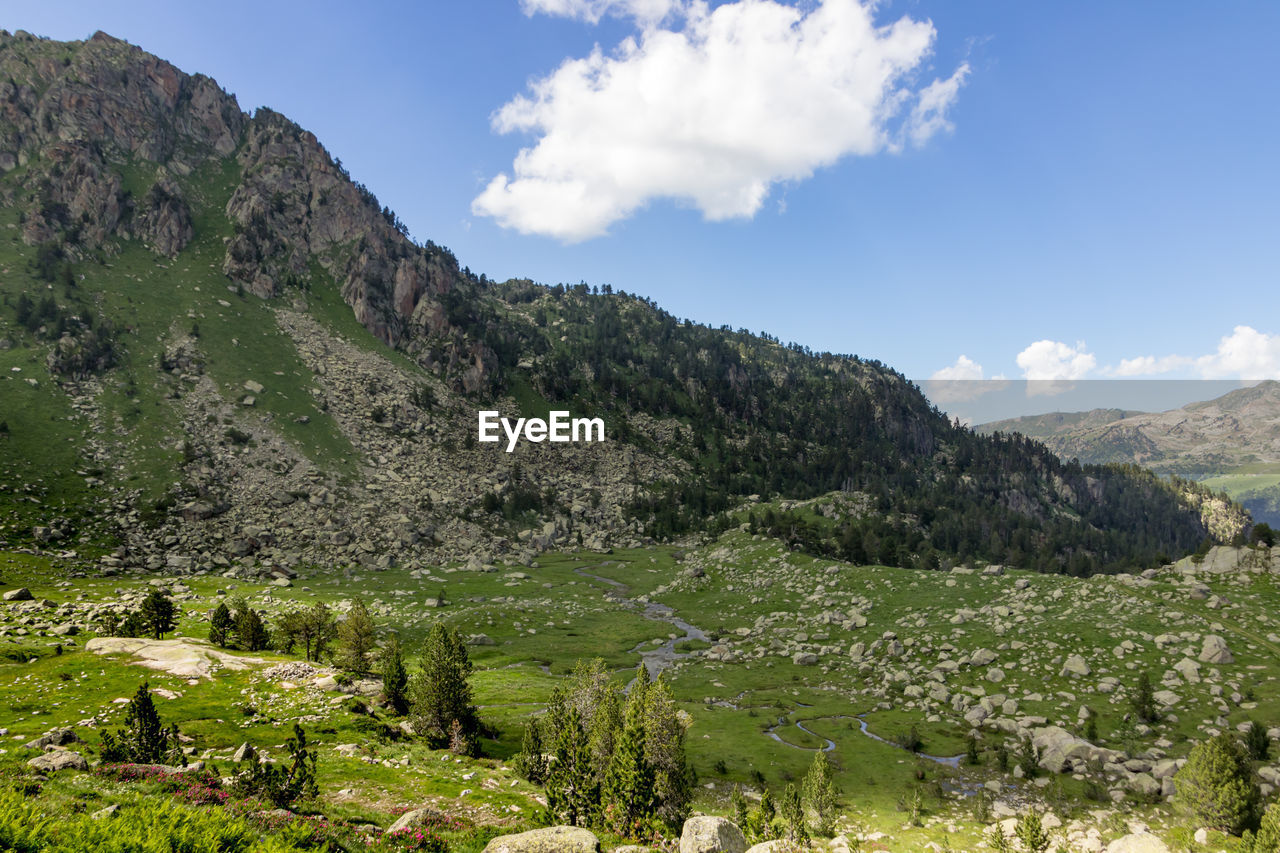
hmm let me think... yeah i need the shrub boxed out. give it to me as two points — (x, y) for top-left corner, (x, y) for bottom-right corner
(229, 723), (318, 809)
(1241, 802), (1280, 853)
(1175, 732), (1261, 835)
(1246, 720), (1271, 761)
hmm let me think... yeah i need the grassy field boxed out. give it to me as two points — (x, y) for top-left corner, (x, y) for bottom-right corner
(3, 534), (1279, 850)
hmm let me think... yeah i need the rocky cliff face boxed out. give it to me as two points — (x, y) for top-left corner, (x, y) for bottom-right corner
(2, 29), (490, 388)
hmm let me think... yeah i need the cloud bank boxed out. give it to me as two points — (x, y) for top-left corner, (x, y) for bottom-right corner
(476, 0), (970, 241)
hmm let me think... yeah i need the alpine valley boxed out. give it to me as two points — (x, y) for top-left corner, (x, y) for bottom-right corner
(1, 30), (1279, 853)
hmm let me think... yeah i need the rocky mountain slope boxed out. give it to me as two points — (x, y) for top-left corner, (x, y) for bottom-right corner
(979, 382), (1280, 526)
(0, 29), (1248, 577)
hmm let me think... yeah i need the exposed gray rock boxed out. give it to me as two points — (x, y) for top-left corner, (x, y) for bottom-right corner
(1198, 634), (1233, 664)
(481, 826), (600, 853)
(679, 817), (747, 853)
(27, 751), (89, 773)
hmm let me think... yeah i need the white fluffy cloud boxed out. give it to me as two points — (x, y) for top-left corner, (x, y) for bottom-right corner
(475, 0), (970, 241)
(930, 354), (984, 381)
(1195, 325), (1280, 378)
(1100, 326), (1280, 379)
(1015, 340), (1097, 381)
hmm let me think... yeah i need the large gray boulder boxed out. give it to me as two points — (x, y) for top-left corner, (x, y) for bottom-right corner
(388, 807), (446, 835)
(1061, 654), (1091, 677)
(1199, 634), (1233, 664)
(3, 588), (33, 601)
(1105, 833), (1171, 853)
(481, 826), (600, 853)
(27, 750), (89, 773)
(680, 816), (748, 853)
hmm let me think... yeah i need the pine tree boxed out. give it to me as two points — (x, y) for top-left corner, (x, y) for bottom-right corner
(1015, 813), (1051, 853)
(755, 787), (777, 841)
(380, 633), (409, 715)
(99, 681), (182, 765)
(408, 623), (477, 745)
(966, 729), (981, 765)
(642, 673), (694, 827)
(336, 598), (377, 673)
(801, 750), (839, 837)
(1131, 671), (1158, 723)
(138, 589), (177, 639)
(514, 718), (549, 784)
(1175, 732), (1262, 835)
(731, 785), (749, 831)
(602, 667), (656, 835)
(545, 705), (597, 827)
(1246, 720), (1271, 761)
(209, 602), (233, 647)
(781, 783), (808, 845)
(231, 599), (270, 651)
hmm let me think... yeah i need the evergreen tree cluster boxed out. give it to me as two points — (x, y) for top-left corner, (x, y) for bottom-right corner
(99, 589), (177, 640)
(207, 596), (270, 651)
(514, 660), (693, 839)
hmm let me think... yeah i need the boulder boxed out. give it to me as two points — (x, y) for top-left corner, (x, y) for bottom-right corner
(792, 652), (818, 666)
(23, 728), (80, 750)
(1173, 658), (1201, 683)
(389, 806), (448, 834)
(27, 750), (89, 772)
(1198, 635), (1233, 664)
(970, 648), (998, 667)
(680, 817), (748, 853)
(481, 826), (600, 853)
(1104, 833), (1170, 853)
(3, 588), (33, 602)
(1061, 654), (1091, 677)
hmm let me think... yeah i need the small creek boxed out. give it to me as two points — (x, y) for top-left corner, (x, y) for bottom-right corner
(573, 564), (974, 790)
(574, 565), (708, 679)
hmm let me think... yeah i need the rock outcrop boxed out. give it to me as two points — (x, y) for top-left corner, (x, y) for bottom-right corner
(480, 826), (600, 853)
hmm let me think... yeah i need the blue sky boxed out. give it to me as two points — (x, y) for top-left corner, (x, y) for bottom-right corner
(7, 0), (1280, 402)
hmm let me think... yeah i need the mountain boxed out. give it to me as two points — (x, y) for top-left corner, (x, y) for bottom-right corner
(0, 30), (1244, 577)
(978, 381), (1280, 525)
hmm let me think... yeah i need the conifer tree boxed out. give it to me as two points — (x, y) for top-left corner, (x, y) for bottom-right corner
(781, 783), (808, 845)
(1246, 720), (1271, 761)
(138, 589), (177, 639)
(336, 597), (377, 673)
(1175, 732), (1261, 835)
(230, 598), (270, 651)
(602, 665), (656, 834)
(545, 705), (597, 827)
(208, 601), (232, 647)
(99, 681), (183, 765)
(380, 633), (409, 715)
(1131, 671), (1158, 723)
(514, 718), (549, 784)
(801, 750), (839, 837)
(642, 672), (694, 827)
(408, 622), (477, 744)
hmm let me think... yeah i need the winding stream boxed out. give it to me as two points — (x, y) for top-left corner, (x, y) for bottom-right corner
(574, 565), (708, 679)
(573, 563), (969, 781)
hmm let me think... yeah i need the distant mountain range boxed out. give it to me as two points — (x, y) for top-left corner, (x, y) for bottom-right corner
(978, 381), (1280, 525)
(0, 30), (1246, 575)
